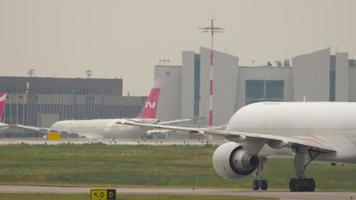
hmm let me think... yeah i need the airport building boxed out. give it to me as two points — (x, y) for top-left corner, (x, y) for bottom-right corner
(155, 48), (356, 125)
(0, 77), (145, 128)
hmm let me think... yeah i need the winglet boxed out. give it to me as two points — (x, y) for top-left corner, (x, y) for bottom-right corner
(0, 92), (7, 121)
(137, 80), (161, 119)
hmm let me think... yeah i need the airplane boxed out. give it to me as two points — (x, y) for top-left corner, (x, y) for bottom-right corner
(16, 80), (191, 139)
(0, 92), (9, 131)
(120, 101), (356, 192)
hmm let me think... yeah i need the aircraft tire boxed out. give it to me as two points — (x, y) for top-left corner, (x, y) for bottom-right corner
(260, 179), (268, 190)
(252, 179), (260, 190)
(305, 178), (315, 191)
(289, 178), (315, 192)
(289, 178), (297, 192)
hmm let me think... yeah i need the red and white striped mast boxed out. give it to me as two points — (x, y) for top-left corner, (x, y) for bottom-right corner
(199, 19), (224, 126)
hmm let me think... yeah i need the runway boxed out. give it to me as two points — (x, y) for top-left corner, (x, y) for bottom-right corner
(0, 185), (354, 200)
(0, 138), (224, 146)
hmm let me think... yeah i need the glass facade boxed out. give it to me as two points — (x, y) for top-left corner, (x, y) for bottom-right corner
(245, 80), (284, 104)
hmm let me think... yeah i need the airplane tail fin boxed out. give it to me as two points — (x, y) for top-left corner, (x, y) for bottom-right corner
(137, 80), (161, 119)
(0, 92), (7, 121)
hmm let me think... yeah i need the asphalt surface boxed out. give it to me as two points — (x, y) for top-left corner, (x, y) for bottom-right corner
(0, 185), (354, 200)
(0, 138), (224, 145)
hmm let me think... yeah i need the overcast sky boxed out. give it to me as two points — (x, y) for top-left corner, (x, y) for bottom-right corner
(0, 0), (355, 95)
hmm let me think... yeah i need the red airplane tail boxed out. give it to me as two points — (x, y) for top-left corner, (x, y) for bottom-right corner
(137, 80), (161, 119)
(0, 92), (7, 121)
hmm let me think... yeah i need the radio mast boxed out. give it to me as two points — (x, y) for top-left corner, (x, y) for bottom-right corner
(199, 19), (224, 126)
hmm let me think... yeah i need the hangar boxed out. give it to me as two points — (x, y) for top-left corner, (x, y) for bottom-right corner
(0, 76), (145, 128)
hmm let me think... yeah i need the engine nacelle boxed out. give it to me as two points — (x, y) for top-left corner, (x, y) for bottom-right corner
(212, 142), (259, 179)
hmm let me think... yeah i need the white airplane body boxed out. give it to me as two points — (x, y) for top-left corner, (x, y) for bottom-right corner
(227, 102), (356, 163)
(122, 101), (356, 192)
(17, 80), (191, 139)
(50, 118), (157, 139)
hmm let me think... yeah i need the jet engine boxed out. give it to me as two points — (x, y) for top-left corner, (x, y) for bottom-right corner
(212, 142), (259, 179)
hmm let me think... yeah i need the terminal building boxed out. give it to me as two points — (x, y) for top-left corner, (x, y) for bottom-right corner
(155, 48), (356, 126)
(0, 77), (145, 128)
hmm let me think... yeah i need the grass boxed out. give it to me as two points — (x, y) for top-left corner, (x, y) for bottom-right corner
(0, 144), (355, 191)
(0, 193), (278, 200)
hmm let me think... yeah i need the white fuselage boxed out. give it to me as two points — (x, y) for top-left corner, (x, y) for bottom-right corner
(226, 102), (356, 163)
(50, 118), (157, 139)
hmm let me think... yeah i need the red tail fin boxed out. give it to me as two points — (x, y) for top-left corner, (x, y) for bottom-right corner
(137, 80), (161, 119)
(0, 93), (7, 121)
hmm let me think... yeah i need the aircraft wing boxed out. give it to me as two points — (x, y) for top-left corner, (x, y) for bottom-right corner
(121, 120), (204, 134)
(119, 120), (336, 153)
(146, 129), (172, 135)
(0, 122), (9, 130)
(14, 124), (49, 132)
(158, 118), (192, 125)
(157, 116), (208, 125)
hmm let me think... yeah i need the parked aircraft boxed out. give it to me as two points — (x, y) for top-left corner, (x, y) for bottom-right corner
(120, 101), (356, 192)
(0, 92), (9, 131)
(17, 80), (190, 139)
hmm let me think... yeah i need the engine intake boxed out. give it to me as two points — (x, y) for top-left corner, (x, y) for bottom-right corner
(229, 146), (259, 175)
(213, 142), (259, 179)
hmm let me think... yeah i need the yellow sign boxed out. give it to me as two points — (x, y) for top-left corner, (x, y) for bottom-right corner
(90, 189), (116, 200)
(47, 131), (61, 140)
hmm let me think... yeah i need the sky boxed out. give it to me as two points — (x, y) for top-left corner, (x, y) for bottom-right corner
(0, 0), (355, 95)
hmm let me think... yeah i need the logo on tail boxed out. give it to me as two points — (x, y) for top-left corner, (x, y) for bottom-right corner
(0, 93), (7, 121)
(137, 80), (161, 119)
(144, 101), (156, 109)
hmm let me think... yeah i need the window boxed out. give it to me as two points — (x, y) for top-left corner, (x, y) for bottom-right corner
(245, 80), (284, 105)
(266, 81), (284, 100)
(246, 80), (264, 99)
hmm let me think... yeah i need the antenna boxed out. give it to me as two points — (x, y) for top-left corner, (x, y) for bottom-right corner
(199, 18), (224, 126)
(27, 69), (35, 77)
(86, 70), (93, 79)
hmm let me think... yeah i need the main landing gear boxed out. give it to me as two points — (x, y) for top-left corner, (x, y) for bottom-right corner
(289, 178), (315, 192)
(289, 146), (320, 192)
(252, 157), (268, 191)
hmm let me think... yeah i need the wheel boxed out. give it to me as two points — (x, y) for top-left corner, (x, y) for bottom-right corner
(305, 178), (315, 192)
(295, 178), (305, 192)
(252, 179), (260, 190)
(299, 178), (315, 192)
(260, 179), (268, 190)
(289, 178), (297, 192)
(289, 178), (316, 192)
(290, 178), (304, 192)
